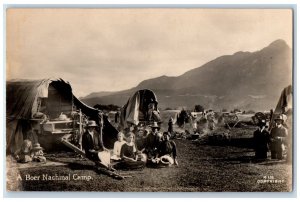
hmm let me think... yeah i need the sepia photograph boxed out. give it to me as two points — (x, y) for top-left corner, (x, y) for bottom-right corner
(5, 7), (294, 193)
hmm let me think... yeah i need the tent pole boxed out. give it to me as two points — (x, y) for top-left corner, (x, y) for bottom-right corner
(99, 112), (104, 150)
(61, 134), (85, 156)
(79, 109), (83, 150)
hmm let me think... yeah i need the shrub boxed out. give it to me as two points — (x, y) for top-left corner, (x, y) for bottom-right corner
(194, 105), (205, 112)
(93, 104), (120, 111)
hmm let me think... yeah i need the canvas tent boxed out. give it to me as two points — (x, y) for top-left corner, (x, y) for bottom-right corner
(6, 78), (118, 154)
(271, 85), (292, 130)
(274, 85), (292, 116)
(120, 89), (161, 128)
(272, 85), (293, 161)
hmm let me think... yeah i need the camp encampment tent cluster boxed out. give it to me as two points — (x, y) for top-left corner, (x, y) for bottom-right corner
(6, 78), (118, 155)
(6, 78), (292, 158)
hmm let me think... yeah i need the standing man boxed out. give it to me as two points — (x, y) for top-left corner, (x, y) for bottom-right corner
(168, 117), (174, 136)
(207, 111), (216, 131)
(270, 114), (288, 160)
(115, 110), (120, 124)
(253, 119), (270, 159)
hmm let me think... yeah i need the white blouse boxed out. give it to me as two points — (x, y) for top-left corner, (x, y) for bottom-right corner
(113, 140), (126, 157)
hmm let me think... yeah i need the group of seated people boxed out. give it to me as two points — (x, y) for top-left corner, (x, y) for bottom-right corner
(82, 120), (178, 171)
(112, 121), (178, 170)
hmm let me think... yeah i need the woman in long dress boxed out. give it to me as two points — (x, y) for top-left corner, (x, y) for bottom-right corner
(116, 132), (146, 170)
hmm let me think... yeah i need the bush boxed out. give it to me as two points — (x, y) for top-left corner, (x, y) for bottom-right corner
(194, 105), (205, 112)
(93, 104), (120, 111)
(246, 109), (255, 114)
(232, 108), (242, 113)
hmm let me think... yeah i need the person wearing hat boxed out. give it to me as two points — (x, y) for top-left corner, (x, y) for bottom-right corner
(32, 143), (47, 163)
(82, 120), (106, 162)
(144, 122), (162, 160)
(270, 114), (288, 160)
(253, 119), (270, 159)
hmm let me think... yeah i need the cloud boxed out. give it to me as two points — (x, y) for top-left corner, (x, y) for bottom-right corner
(6, 8), (292, 97)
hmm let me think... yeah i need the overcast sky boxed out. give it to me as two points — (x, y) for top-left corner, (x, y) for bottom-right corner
(6, 8), (292, 97)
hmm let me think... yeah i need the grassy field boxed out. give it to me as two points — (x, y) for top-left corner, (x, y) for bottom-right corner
(7, 137), (292, 192)
(6, 110), (293, 192)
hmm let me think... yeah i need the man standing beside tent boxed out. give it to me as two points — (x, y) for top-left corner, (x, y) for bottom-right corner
(272, 85), (292, 161)
(270, 114), (288, 160)
(253, 119), (270, 160)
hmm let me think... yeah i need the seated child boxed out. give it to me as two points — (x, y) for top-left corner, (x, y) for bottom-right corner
(111, 132), (126, 160)
(31, 143), (46, 163)
(14, 139), (33, 163)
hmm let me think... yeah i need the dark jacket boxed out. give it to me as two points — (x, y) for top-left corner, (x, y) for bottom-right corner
(270, 126), (288, 140)
(168, 121), (173, 133)
(82, 130), (104, 161)
(253, 129), (270, 152)
(120, 144), (136, 159)
(270, 126), (288, 151)
(157, 140), (177, 158)
(145, 132), (160, 154)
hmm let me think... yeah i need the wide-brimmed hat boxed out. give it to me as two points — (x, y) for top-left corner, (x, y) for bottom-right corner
(87, 120), (97, 127)
(150, 122), (160, 129)
(31, 143), (44, 151)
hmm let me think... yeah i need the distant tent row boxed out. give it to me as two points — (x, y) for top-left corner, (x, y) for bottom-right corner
(6, 78), (118, 154)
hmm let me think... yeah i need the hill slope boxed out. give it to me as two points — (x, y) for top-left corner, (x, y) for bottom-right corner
(82, 39), (292, 111)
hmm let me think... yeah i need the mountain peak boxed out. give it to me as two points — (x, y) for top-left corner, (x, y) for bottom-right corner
(82, 40), (292, 111)
(268, 39), (289, 49)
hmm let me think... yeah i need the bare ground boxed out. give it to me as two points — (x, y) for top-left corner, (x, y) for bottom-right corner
(7, 136), (292, 192)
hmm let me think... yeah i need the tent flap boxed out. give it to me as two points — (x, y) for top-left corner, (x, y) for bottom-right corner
(120, 89), (159, 128)
(6, 78), (118, 153)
